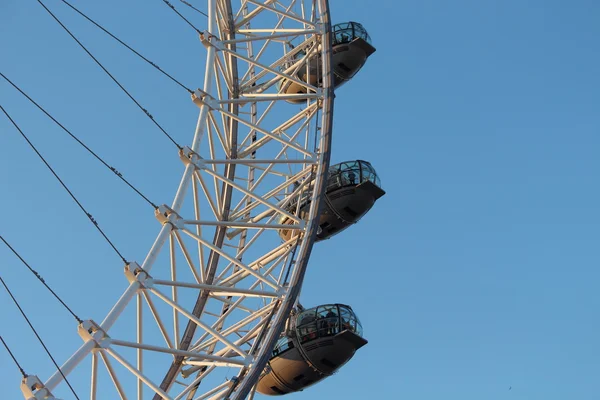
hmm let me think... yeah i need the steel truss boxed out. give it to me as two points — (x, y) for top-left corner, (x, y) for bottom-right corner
(21, 0), (333, 399)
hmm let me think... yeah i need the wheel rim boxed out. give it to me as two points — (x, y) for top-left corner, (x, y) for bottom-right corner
(33, 1), (333, 399)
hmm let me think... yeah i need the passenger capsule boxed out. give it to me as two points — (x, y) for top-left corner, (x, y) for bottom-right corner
(281, 22), (376, 102)
(279, 160), (385, 242)
(257, 304), (367, 395)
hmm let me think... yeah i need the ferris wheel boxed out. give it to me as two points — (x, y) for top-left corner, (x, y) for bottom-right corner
(11, 1), (384, 399)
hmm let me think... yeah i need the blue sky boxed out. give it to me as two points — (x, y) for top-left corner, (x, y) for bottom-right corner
(1, 0), (599, 399)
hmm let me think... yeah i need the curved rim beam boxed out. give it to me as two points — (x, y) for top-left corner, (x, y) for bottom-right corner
(27, 1), (334, 399)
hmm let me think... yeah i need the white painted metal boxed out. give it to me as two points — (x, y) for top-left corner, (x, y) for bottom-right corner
(22, 0), (332, 399)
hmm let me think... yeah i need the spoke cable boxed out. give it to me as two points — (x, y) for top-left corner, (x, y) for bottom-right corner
(161, 0), (203, 33)
(0, 334), (26, 377)
(59, 0), (194, 94)
(36, 0), (182, 150)
(0, 72), (158, 210)
(178, 0), (209, 18)
(0, 105), (128, 265)
(0, 234), (82, 324)
(0, 275), (81, 400)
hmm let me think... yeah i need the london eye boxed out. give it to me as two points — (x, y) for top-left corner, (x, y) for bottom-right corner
(2, 1), (383, 399)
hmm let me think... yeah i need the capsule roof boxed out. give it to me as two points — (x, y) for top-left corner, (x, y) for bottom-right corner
(332, 22), (372, 45)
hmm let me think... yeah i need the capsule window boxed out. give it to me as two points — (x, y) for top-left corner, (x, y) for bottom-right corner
(316, 305), (339, 336)
(339, 307), (352, 332)
(343, 206), (358, 218)
(296, 310), (318, 342)
(332, 22), (371, 45)
(332, 45), (350, 55)
(272, 336), (294, 357)
(326, 226), (339, 235)
(270, 386), (285, 395)
(337, 63), (352, 73)
(336, 305), (364, 337)
(355, 321), (364, 337)
(321, 358), (338, 369)
(294, 304), (364, 344)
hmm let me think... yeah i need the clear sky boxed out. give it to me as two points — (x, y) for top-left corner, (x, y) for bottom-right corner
(1, 0), (599, 399)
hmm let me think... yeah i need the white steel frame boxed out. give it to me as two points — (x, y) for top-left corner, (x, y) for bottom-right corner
(21, 0), (333, 399)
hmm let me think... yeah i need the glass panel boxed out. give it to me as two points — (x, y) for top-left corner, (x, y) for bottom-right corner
(297, 309), (317, 325)
(337, 305), (364, 337)
(316, 305), (339, 336)
(296, 309), (318, 343)
(288, 160), (382, 203)
(358, 161), (381, 188)
(327, 161), (361, 191)
(272, 336), (294, 357)
(339, 306), (353, 332)
(332, 22), (371, 45)
(295, 304), (364, 344)
(355, 321), (364, 337)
